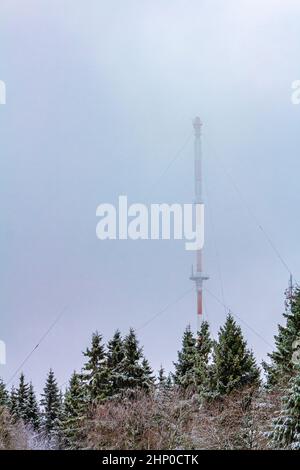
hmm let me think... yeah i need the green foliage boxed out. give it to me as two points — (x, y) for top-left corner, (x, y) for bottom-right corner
(107, 330), (124, 369)
(26, 383), (40, 431)
(8, 375), (40, 431)
(173, 322), (212, 392)
(40, 369), (62, 443)
(106, 330), (125, 396)
(81, 329), (155, 401)
(157, 365), (167, 387)
(263, 286), (300, 387)
(82, 332), (109, 401)
(16, 373), (29, 422)
(117, 328), (148, 392)
(141, 358), (155, 391)
(270, 369), (300, 449)
(62, 372), (87, 449)
(173, 325), (196, 388)
(212, 314), (260, 395)
(9, 386), (18, 418)
(157, 366), (173, 399)
(195, 321), (213, 394)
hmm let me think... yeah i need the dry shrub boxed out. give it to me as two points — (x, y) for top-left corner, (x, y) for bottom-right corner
(191, 387), (282, 449)
(0, 406), (28, 450)
(83, 389), (198, 450)
(81, 387), (283, 450)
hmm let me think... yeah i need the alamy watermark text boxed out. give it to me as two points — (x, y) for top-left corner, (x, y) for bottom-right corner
(96, 196), (204, 251)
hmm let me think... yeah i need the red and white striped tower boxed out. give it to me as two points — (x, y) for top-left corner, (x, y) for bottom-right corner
(190, 117), (209, 331)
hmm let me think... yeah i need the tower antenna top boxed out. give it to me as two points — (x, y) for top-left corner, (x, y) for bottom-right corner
(193, 117), (202, 136)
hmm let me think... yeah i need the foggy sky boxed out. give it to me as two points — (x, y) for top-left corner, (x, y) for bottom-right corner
(1, 0), (300, 393)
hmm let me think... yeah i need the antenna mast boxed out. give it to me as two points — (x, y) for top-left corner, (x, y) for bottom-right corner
(190, 117), (209, 331)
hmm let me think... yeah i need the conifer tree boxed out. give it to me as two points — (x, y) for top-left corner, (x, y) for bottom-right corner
(40, 369), (62, 444)
(173, 326), (196, 389)
(166, 373), (173, 389)
(157, 366), (173, 395)
(270, 369), (300, 449)
(212, 314), (260, 395)
(118, 328), (145, 391)
(106, 330), (125, 395)
(82, 331), (109, 401)
(9, 386), (18, 418)
(194, 321), (213, 393)
(16, 373), (29, 421)
(263, 286), (300, 387)
(0, 378), (8, 407)
(157, 365), (167, 388)
(107, 330), (124, 369)
(62, 371), (86, 449)
(140, 357), (155, 391)
(26, 383), (40, 431)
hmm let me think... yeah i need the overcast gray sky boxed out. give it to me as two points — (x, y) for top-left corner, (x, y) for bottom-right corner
(1, 0), (300, 393)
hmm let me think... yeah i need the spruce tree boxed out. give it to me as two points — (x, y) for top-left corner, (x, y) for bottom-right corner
(40, 369), (62, 444)
(106, 330), (125, 396)
(212, 314), (260, 395)
(82, 331), (109, 401)
(107, 330), (124, 369)
(140, 357), (155, 391)
(157, 365), (167, 388)
(194, 321), (213, 393)
(165, 373), (173, 391)
(157, 366), (172, 396)
(270, 369), (300, 449)
(173, 325), (196, 389)
(263, 286), (300, 387)
(0, 378), (8, 407)
(118, 328), (145, 391)
(16, 373), (29, 421)
(27, 383), (40, 431)
(62, 371), (86, 449)
(9, 386), (18, 418)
